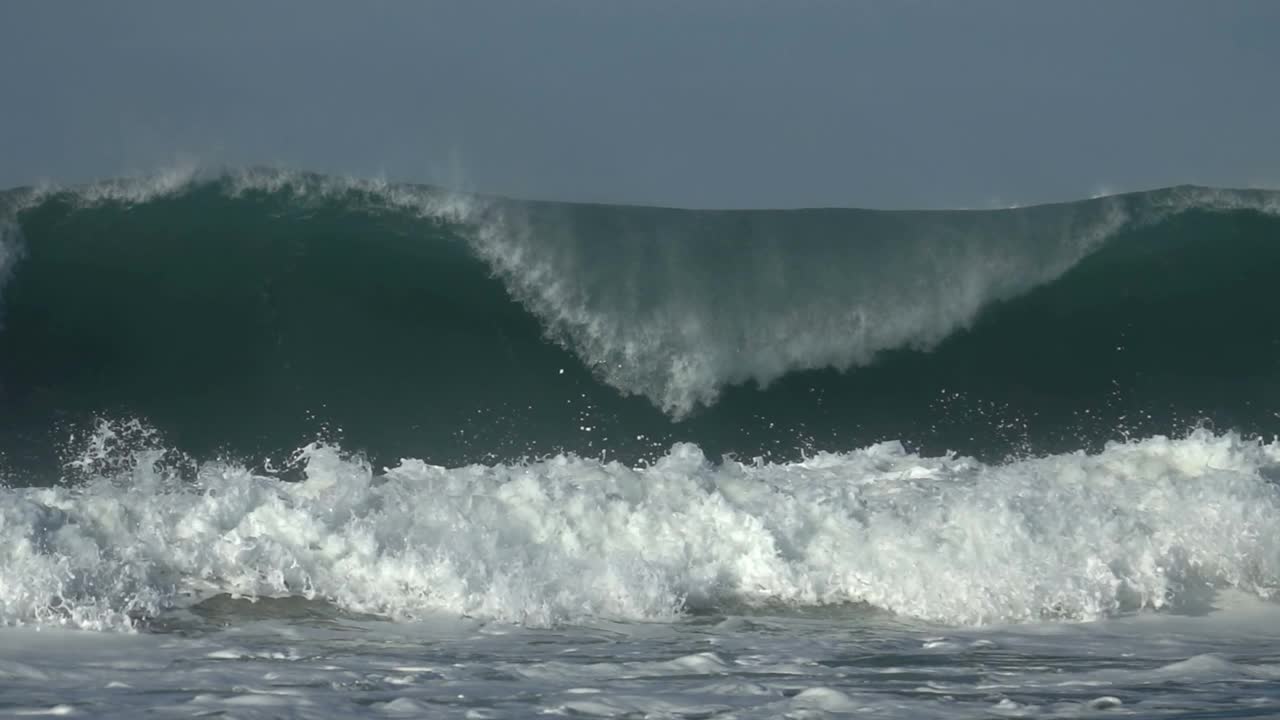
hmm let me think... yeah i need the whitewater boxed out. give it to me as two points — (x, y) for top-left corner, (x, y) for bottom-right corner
(4, 424), (1280, 717)
(2, 169), (1280, 717)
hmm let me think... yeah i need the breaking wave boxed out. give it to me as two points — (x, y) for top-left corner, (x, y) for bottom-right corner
(3, 422), (1278, 631)
(1, 170), (1277, 469)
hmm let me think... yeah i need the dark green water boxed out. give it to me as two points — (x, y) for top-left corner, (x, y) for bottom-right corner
(1, 174), (1277, 476)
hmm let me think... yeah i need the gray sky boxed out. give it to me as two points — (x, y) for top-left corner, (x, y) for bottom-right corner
(2, 1), (1278, 209)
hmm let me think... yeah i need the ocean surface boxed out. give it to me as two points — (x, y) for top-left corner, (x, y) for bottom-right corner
(1, 169), (1279, 718)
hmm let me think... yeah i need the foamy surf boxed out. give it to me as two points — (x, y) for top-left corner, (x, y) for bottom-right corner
(3, 597), (1277, 719)
(4, 423), (1277, 632)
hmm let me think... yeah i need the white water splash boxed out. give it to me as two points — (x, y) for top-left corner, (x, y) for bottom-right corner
(223, 167), (478, 223)
(2, 425), (1278, 632)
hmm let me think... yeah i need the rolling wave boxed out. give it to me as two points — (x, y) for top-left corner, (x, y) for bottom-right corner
(0, 170), (1278, 472)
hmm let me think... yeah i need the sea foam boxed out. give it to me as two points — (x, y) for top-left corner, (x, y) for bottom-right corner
(2, 423), (1277, 631)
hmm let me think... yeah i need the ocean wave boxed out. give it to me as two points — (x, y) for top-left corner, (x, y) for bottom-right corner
(1, 170), (1278, 468)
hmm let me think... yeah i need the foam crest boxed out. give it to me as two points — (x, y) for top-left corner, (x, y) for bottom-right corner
(1, 164), (204, 213)
(4, 164), (472, 220)
(0, 168), (477, 323)
(0, 167), (209, 311)
(223, 167), (479, 224)
(2, 426), (1278, 631)
(68, 164), (203, 207)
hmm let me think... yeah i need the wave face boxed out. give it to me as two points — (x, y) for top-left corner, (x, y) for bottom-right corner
(0, 172), (1279, 473)
(473, 189), (1128, 417)
(3, 423), (1278, 630)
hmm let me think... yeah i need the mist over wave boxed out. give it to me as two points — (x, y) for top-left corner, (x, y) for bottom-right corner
(470, 184), (1275, 418)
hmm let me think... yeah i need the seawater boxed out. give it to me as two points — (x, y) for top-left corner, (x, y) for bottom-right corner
(2, 170), (1279, 717)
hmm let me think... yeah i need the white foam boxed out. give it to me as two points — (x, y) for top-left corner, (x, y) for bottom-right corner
(67, 163), (202, 207)
(3, 163), (203, 212)
(222, 167), (477, 224)
(2, 425), (1278, 632)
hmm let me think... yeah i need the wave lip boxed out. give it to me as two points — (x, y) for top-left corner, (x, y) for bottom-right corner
(469, 198), (1123, 417)
(2, 425), (1278, 631)
(468, 184), (1280, 417)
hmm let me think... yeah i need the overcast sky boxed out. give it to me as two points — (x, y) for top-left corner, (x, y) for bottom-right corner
(1, 1), (1277, 208)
